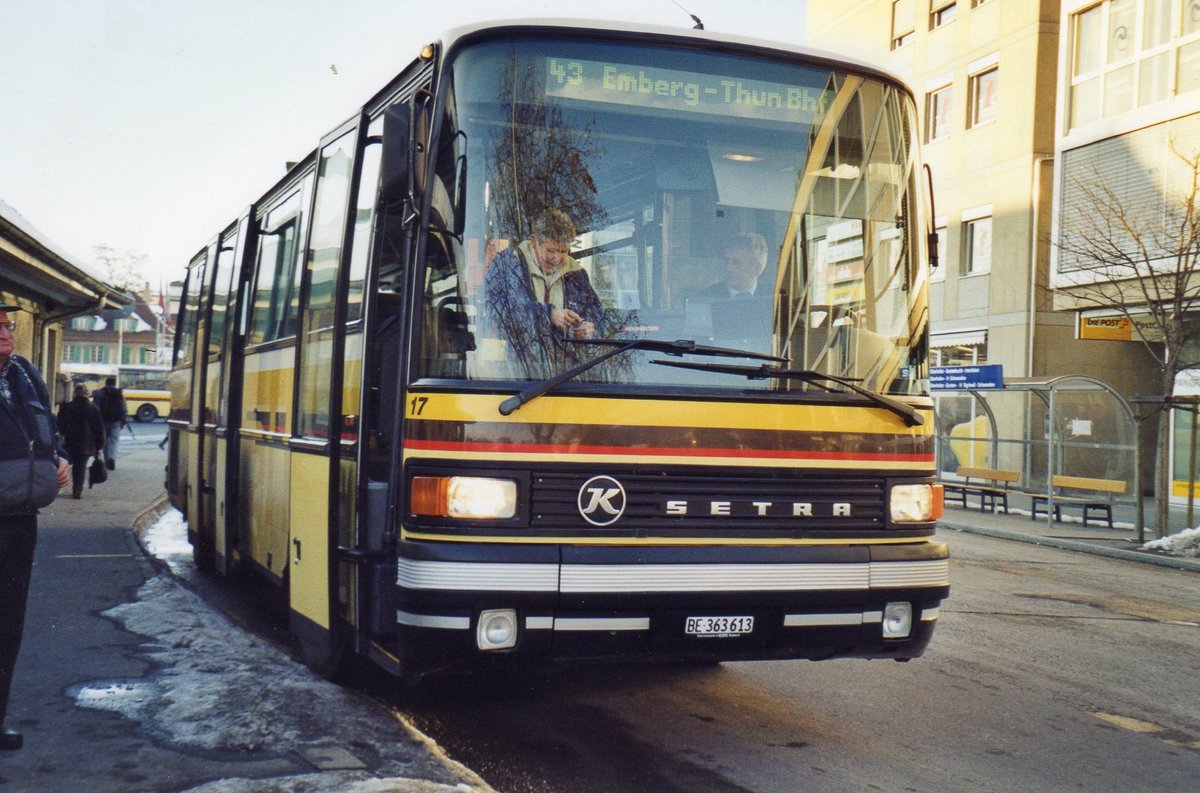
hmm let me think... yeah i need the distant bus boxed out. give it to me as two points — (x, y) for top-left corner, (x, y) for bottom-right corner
(120, 365), (171, 422)
(59, 362), (170, 422)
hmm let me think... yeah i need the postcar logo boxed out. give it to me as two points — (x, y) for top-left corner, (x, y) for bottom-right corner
(578, 476), (627, 526)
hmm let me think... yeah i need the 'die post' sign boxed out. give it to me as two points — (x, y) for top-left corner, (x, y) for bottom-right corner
(930, 364), (1005, 391)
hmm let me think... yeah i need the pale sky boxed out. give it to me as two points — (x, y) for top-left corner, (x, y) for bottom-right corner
(0, 1), (807, 287)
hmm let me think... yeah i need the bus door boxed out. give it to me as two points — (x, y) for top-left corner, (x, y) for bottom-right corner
(288, 120), (364, 672)
(199, 221), (247, 574)
(240, 176), (311, 585)
(186, 242), (216, 562)
(168, 252), (206, 517)
(355, 95), (423, 663)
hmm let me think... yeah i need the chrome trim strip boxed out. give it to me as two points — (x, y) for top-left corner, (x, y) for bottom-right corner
(782, 613), (865, 627)
(553, 617), (650, 632)
(869, 559), (950, 588)
(394, 559), (949, 594)
(560, 563), (869, 592)
(396, 610), (470, 630)
(863, 610), (884, 623)
(525, 616), (555, 630)
(397, 559), (558, 591)
(921, 607), (940, 621)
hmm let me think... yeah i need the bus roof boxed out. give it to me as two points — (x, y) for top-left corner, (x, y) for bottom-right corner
(436, 17), (911, 93)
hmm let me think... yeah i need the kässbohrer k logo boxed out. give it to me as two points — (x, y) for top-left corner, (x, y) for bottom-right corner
(577, 475), (627, 526)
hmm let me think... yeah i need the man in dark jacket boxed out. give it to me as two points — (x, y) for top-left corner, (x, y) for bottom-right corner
(57, 384), (105, 499)
(0, 302), (70, 751)
(92, 376), (127, 470)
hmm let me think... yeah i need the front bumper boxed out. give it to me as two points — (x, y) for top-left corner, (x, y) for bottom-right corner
(388, 540), (949, 677)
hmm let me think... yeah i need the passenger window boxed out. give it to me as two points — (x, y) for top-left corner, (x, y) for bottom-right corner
(247, 191), (303, 346)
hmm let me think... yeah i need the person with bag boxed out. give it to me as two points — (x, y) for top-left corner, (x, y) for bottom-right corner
(56, 384), (105, 498)
(0, 302), (70, 751)
(92, 376), (126, 470)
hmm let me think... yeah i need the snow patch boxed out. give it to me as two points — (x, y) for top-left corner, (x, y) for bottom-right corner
(1142, 526), (1200, 557)
(72, 509), (488, 792)
(86, 574), (383, 751)
(184, 774), (479, 793)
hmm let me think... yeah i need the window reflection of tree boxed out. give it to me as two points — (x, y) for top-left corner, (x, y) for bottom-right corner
(481, 51), (640, 384)
(488, 51), (607, 238)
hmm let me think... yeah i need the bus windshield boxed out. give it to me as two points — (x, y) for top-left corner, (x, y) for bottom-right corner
(415, 34), (929, 397)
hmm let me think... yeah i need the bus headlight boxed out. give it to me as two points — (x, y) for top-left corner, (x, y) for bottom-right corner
(889, 483), (943, 523)
(411, 476), (518, 520)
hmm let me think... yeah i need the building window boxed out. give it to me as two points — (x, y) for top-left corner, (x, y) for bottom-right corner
(962, 210), (992, 275)
(931, 1), (957, 29)
(931, 343), (984, 367)
(971, 0), (992, 7)
(1058, 115), (1200, 275)
(968, 66), (999, 126)
(926, 84), (953, 141)
(892, 0), (915, 49)
(1070, 0), (1198, 129)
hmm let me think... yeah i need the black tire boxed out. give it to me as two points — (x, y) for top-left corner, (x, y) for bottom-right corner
(298, 625), (348, 680)
(191, 533), (217, 573)
(135, 404), (158, 423)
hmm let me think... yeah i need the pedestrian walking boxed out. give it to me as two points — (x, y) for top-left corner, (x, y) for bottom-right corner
(0, 302), (71, 751)
(92, 376), (127, 470)
(57, 384), (105, 499)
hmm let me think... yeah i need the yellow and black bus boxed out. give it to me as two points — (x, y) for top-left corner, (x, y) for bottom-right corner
(168, 19), (948, 680)
(61, 362), (171, 422)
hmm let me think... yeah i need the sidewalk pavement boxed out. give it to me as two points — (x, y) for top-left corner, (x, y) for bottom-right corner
(0, 432), (484, 793)
(939, 489), (1200, 573)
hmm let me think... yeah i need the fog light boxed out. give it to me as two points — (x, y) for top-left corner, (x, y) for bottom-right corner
(477, 609), (518, 650)
(882, 602), (913, 639)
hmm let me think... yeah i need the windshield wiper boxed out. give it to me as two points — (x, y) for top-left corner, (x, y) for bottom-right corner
(650, 359), (924, 427)
(498, 339), (786, 415)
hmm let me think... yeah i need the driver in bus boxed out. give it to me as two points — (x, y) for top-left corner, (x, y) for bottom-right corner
(484, 209), (607, 369)
(693, 232), (769, 300)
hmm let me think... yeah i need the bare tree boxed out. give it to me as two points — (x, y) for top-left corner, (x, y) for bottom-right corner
(92, 245), (150, 293)
(487, 52), (607, 240)
(1055, 141), (1200, 536)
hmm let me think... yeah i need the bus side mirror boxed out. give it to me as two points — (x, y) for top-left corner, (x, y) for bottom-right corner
(379, 103), (412, 202)
(924, 163), (939, 271)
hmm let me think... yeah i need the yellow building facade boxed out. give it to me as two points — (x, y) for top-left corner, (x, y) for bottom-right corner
(808, 0), (1150, 392)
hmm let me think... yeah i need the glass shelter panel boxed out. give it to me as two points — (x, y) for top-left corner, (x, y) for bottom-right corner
(935, 378), (1136, 508)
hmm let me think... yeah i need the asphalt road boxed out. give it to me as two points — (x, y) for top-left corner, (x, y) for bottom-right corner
(396, 529), (1200, 792)
(81, 449), (1200, 793)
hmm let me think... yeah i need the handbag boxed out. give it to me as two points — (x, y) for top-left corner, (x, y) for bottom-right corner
(88, 455), (108, 487)
(0, 457), (61, 513)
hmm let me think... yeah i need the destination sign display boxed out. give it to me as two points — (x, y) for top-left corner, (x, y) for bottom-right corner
(544, 57), (831, 123)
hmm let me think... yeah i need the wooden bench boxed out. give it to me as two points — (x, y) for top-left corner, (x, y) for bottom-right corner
(1030, 475), (1126, 528)
(943, 467), (1021, 513)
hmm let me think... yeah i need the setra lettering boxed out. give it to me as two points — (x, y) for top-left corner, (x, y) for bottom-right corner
(663, 500), (849, 517)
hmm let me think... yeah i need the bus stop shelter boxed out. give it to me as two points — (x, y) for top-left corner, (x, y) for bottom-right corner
(935, 375), (1141, 538)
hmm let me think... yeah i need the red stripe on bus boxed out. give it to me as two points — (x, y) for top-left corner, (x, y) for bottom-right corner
(404, 439), (933, 463)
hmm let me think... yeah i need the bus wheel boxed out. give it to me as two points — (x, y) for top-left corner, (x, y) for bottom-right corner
(136, 404), (158, 422)
(192, 535), (217, 573)
(298, 626), (348, 679)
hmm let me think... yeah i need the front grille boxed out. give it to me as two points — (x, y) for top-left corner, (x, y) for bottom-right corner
(530, 470), (886, 535)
